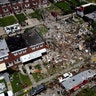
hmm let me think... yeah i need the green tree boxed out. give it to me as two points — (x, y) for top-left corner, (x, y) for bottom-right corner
(92, 21), (96, 34)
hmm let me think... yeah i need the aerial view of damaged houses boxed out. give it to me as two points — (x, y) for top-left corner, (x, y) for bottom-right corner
(0, 0), (96, 96)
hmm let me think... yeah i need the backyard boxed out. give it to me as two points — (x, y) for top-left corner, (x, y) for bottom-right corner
(29, 9), (43, 20)
(46, 4), (62, 14)
(77, 87), (96, 96)
(0, 16), (17, 27)
(32, 64), (47, 82)
(37, 25), (48, 36)
(55, 2), (73, 15)
(10, 72), (31, 93)
(70, 0), (86, 6)
(15, 13), (27, 24)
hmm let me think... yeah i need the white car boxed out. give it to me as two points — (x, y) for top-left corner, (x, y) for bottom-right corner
(58, 72), (73, 83)
(63, 72), (73, 80)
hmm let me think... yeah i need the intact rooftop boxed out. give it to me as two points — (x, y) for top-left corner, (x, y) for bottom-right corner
(62, 69), (96, 91)
(0, 38), (9, 58)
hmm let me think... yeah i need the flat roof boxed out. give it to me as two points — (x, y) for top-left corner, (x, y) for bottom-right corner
(62, 69), (96, 91)
(20, 48), (46, 63)
(23, 28), (44, 46)
(0, 38), (9, 58)
(85, 11), (96, 20)
(5, 34), (27, 52)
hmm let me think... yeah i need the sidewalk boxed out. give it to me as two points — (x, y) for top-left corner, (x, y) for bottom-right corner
(7, 81), (13, 91)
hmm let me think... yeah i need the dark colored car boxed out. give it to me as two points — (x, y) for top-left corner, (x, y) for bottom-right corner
(30, 83), (46, 96)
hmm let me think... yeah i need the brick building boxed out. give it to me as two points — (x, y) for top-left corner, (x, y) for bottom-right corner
(0, 0), (49, 17)
(0, 28), (46, 72)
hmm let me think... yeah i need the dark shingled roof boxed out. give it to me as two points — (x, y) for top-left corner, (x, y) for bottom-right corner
(23, 28), (44, 46)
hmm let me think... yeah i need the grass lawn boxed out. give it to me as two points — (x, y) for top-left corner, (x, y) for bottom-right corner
(34, 64), (42, 70)
(46, 4), (62, 14)
(79, 1), (87, 5)
(32, 64), (47, 82)
(32, 73), (40, 82)
(77, 87), (96, 96)
(55, 2), (73, 14)
(15, 13), (27, 23)
(11, 72), (31, 93)
(29, 10), (42, 20)
(0, 16), (17, 27)
(19, 73), (32, 86)
(32, 72), (46, 82)
(70, 0), (79, 6)
(37, 25), (48, 36)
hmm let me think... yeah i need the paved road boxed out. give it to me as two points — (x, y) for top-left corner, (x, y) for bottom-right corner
(15, 60), (84, 96)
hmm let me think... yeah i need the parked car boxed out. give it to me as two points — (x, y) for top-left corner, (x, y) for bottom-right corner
(58, 72), (73, 83)
(29, 83), (46, 96)
(63, 72), (73, 80)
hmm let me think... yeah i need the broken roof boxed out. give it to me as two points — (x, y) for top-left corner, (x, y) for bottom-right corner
(23, 28), (44, 46)
(5, 34), (27, 52)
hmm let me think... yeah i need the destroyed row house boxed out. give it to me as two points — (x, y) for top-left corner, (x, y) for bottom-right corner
(0, 28), (46, 72)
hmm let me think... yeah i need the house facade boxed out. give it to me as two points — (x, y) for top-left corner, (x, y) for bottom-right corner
(0, 28), (47, 72)
(0, 0), (49, 17)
